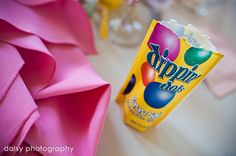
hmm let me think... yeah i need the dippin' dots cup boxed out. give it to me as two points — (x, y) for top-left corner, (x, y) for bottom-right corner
(116, 20), (223, 132)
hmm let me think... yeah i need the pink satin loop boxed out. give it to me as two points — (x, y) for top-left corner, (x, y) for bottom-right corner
(0, 1), (111, 156)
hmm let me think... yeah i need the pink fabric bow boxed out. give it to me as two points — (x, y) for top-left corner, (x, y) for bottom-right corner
(0, 0), (111, 156)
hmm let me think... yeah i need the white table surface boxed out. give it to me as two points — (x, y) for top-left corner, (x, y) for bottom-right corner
(88, 2), (236, 156)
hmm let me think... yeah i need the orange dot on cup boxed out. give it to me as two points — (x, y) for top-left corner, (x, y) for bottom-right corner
(141, 62), (156, 86)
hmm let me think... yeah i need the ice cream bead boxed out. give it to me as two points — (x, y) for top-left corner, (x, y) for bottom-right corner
(116, 20), (223, 132)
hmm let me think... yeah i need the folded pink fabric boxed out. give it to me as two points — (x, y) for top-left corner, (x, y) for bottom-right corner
(0, 43), (40, 156)
(202, 28), (236, 97)
(0, 0), (96, 54)
(0, 1), (111, 156)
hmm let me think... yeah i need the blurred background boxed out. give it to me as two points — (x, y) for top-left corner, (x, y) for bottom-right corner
(80, 0), (236, 156)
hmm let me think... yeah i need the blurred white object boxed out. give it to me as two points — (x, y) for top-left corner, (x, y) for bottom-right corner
(146, 0), (173, 12)
(109, 1), (149, 46)
(144, 0), (174, 19)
